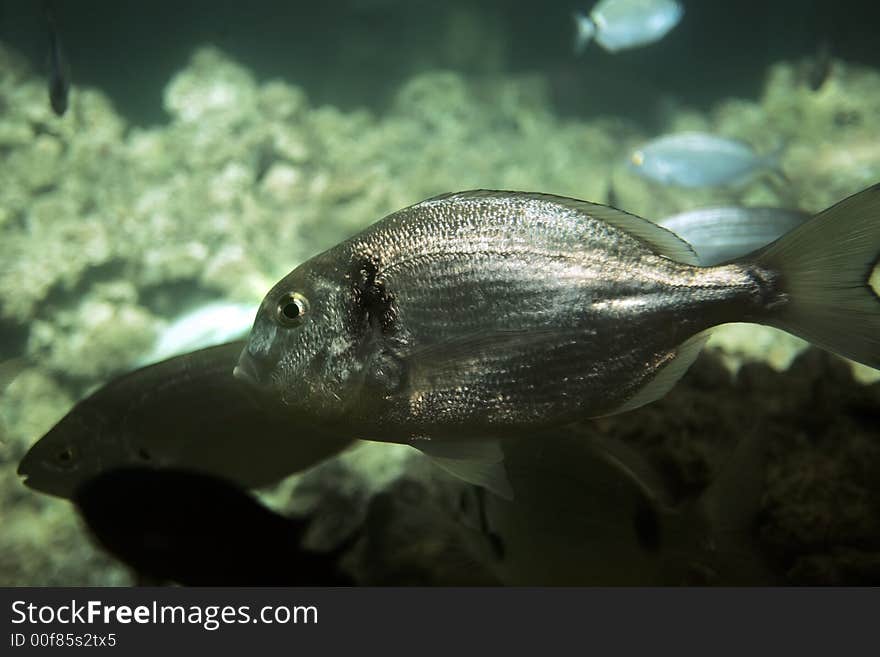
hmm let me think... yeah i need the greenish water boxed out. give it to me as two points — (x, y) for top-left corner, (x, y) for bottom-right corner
(0, 0), (879, 586)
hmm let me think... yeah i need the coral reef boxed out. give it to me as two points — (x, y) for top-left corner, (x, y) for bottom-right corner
(1, 40), (879, 584)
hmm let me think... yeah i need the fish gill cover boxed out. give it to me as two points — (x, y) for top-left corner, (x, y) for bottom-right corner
(0, 0), (878, 585)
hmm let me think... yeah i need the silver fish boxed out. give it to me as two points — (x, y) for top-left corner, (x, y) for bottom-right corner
(237, 187), (880, 475)
(630, 132), (782, 188)
(18, 341), (354, 499)
(574, 0), (683, 54)
(657, 206), (811, 266)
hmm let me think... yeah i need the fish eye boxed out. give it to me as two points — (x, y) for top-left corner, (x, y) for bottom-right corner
(56, 446), (76, 466)
(275, 292), (309, 327)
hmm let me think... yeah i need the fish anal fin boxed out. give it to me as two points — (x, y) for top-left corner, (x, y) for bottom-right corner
(609, 332), (710, 415)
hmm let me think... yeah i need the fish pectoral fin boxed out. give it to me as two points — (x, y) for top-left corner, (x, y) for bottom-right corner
(606, 331), (710, 416)
(415, 439), (514, 501)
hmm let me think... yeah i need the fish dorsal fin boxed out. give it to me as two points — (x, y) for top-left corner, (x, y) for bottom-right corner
(421, 190), (700, 266)
(415, 438), (514, 501)
(608, 331), (710, 416)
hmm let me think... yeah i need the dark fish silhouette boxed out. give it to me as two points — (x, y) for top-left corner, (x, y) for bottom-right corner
(18, 341), (355, 499)
(74, 467), (355, 586)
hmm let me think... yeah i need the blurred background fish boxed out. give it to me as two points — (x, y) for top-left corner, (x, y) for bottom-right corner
(656, 206), (811, 266)
(629, 132), (785, 188)
(137, 301), (257, 366)
(42, 0), (69, 116)
(573, 0), (683, 54)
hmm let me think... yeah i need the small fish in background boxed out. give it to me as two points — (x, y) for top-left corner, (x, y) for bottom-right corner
(629, 132), (784, 188)
(573, 0), (684, 54)
(43, 0), (70, 117)
(657, 206), (811, 266)
(18, 341), (355, 500)
(803, 40), (833, 92)
(74, 467), (355, 586)
(138, 300), (257, 366)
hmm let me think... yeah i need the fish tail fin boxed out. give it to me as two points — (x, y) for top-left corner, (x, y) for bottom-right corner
(573, 12), (596, 54)
(754, 183), (880, 369)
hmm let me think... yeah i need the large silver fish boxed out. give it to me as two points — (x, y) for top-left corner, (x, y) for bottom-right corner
(236, 187), (880, 485)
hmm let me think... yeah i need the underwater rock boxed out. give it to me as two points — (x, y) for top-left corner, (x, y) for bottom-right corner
(163, 47), (257, 125)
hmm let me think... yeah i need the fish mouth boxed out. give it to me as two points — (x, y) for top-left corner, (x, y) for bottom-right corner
(16, 456), (30, 479)
(233, 350), (266, 387)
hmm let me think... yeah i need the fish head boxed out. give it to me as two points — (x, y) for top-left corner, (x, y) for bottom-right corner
(235, 254), (361, 420)
(17, 404), (130, 499)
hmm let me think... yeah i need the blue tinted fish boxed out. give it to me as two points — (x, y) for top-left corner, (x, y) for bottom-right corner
(657, 207), (810, 266)
(574, 0), (683, 53)
(630, 132), (782, 188)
